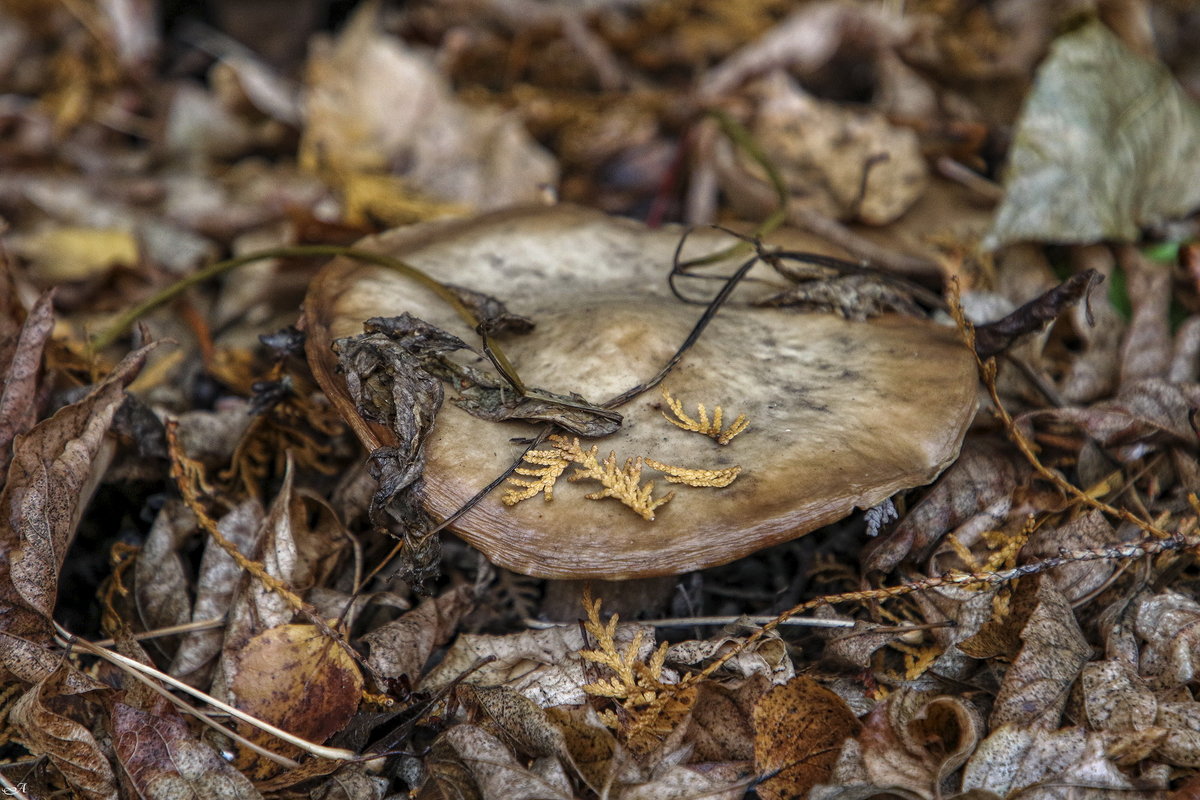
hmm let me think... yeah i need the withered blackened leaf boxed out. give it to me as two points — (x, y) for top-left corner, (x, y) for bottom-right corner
(259, 325), (306, 360)
(755, 274), (925, 321)
(456, 390), (621, 437)
(445, 283), (535, 335)
(973, 270), (1102, 358)
(361, 314), (621, 437)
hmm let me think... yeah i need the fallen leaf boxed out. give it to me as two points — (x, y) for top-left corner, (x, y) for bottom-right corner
(1134, 591), (1200, 690)
(989, 578), (1091, 729)
(300, 2), (556, 210)
(719, 71), (928, 225)
(133, 499), (195, 639)
(862, 439), (1025, 575)
(169, 499), (264, 685)
(362, 585), (474, 680)
(544, 705), (617, 793)
(859, 690), (984, 798)
(753, 676), (861, 800)
(13, 226), (139, 282)
(1, 344), (155, 649)
(8, 665), (117, 800)
(111, 701), (264, 800)
(0, 290), (54, 476)
(230, 623), (364, 778)
(457, 684), (568, 761)
(419, 724), (573, 800)
(987, 19), (1200, 249)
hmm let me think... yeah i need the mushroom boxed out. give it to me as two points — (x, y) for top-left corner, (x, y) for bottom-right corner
(302, 205), (976, 606)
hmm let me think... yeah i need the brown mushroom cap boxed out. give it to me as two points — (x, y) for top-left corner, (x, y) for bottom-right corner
(304, 205), (976, 579)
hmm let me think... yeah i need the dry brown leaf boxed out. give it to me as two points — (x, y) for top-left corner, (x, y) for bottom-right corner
(1134, 591), (1200, 690)
(1119, 246), (1173, 384)
(1154, 702), (1200, 767)
(132, 499), (195, 637)
(363, 585), (474, 680)
(753, 676), (862, 800)
(111, 701), (263, 800)
(863, 439), (1025, 575)
(421, 623), (653, 708)
(962, 725), (1140, 797)
(0, 290), (54, 476)
(169, 499), (263, 685)
(619, 762), (751, 800)
(859, 690), (984, 798)
(0, 343), (155, 653)
(544, 705), (617, 793)
(457, 684), (569, 761)
(681, 677), (767, 763)
(667, 628), (795, 683)
(301, 3), (556, 212)
(1081, 660), (1157, 732)
(230, 623), (364, 779)
(1021, 378), (1200, 462)
(211, 456), (344, 699)
(989, 578), (1091, 729)
(8, 665), (117, 800)
(419, 724), (573, 800)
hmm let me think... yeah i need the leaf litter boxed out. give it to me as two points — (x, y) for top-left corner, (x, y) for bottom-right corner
(4, 2), (1200, 799)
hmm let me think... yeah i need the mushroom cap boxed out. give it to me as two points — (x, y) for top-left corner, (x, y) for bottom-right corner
(304, 205), (976, 579)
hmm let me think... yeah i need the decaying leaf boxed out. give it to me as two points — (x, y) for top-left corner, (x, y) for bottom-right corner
(301, 2), (557, 211)
(972, 270), (1103, 359)
(858, 690), (984, 798)
(1, 343), (156, 652)
(988, 578), (1091, 730)
(987, 19), (1200, 249)
(8, 665), (117, 800)
(111, 701), (264, 800)
(230, 623), (364, 778)
(362, 585), (474, 680)
(753, 676), (862, 800)
(0, 290), (54, 476)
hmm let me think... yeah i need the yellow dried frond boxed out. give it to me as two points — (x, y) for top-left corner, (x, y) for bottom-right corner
(570, 447), (675, 521)
(502, 447), (570, 504)
(643, 459), (741, 488)
(660, 387), (748, 445)
(578, 590), (696, 755)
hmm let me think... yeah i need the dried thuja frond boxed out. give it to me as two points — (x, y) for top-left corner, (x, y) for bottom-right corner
(580, 590), (696, 756)
(643, 459), (741, 488)
(660, 387), (748, 445)
(501, 446), (570, 504)
(561, 438), (675, 521)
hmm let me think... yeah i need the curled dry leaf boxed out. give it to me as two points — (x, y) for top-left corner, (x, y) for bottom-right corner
(301, 2), (556, 211)
(229, 623), (364, 779)
(0, 289), (54, 476)
(987, 20), (1200, 249)
(8, 665), (117, 800)
(862, 439), (1024, 576)
(420, 724), (574, 800)
(716, 72), (928, 225)
(962, 726), (1138, 797)
(457, 684), (569, 761)
(1020, 378), (1200, 461)
(753, 676), (862, 800)
(362, 585), (474, 680)
(859, 690), (984, 799)
(419, 623), (637, 708)
(133, 499), (195, 638)
(111, 701), (264, 800)
(1021, 510), (1121, 603)
(169, 499), (263, 685)
(988, 578), (1091, 730)
(1133, 591), (1200, 690)
(0, 343), (156, 651)
(1118, 246), (1173, 384)
(304, 205), (976, 578)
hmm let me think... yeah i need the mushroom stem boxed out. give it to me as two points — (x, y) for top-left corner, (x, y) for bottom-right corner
(540, 577), (678, 622)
